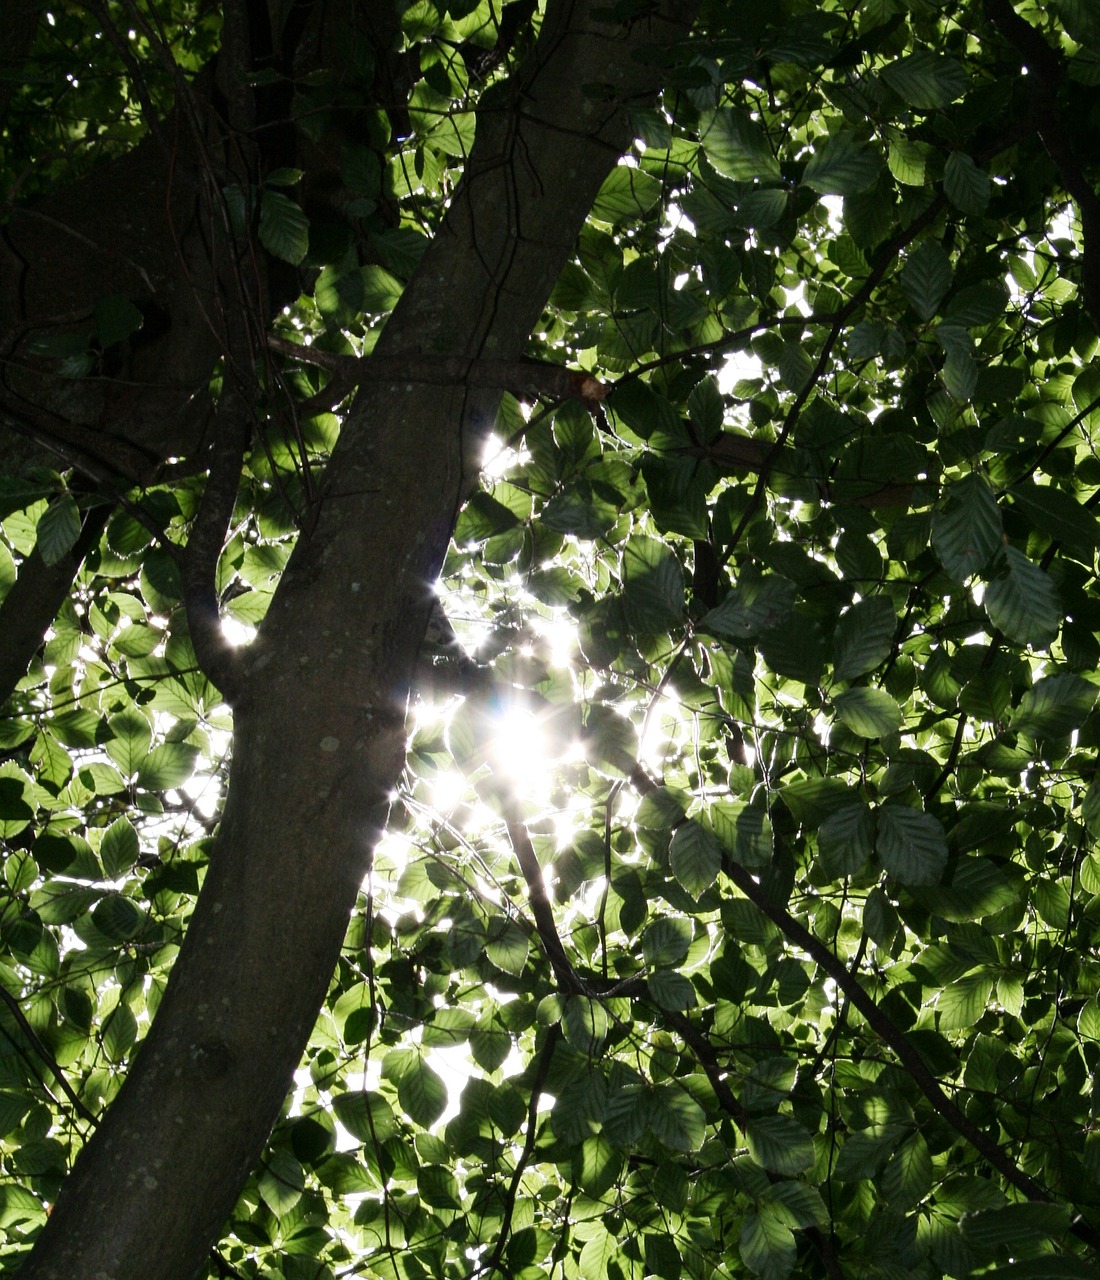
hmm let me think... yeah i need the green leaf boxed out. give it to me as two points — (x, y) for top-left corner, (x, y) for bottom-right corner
(264, 167), (303, 187)
(370, 226), (430, 277)
(396, 1055), (448, 1127)
(1010, 481), (1100, 557)
(1009, 673), (1097, 739)
(938, 971), (994, 1031)
(646, 970), (697, 1010)
(421, 1007), (475, 1047)
(961, 1202), (1071, 1254)
(993, 1262), (1100, 1280)
(833, 597), (896, 680)
(259, 1149), (304, 1217)
(833, 1124), (907, 1181)
(0, 541), (14, 601)
(562, 995), (608, 1055)
(36, 494), (81, 566)
(876, 806), (948, 885)
(456, 492), (521, 542)
(1085, 783), (1100, 839)
(258, 189), (310, 264)
(833, 687), (903, 739)
(983, 546), (1061, 648)
(574, 1135), (623, 1197)
(471, 1017), (512, 1072)
(888, 138), (930, 186)
(592, 166), (662, 222)
(818, 803), (875, 877)
(741, 1206), (797, 1280)
(100, 817), (139, 877)
(332, 1091), (396, 1143)
(644, 1232), (683, 1280)
(621, 535), (684, 631)
(745, 1114), (815, 1175)
(932, 474), (1004, 582)
(101, 1000), (137, 1061)
(648, 1084), (706, 1151)
(1078, 997), (1100, 1042)
(579, 1229), (619, 1278)
(944, 152), (990, 214)
(777, 341), (814, 392)
(802, 132), (881, 196)
(552, 1072), (607, 1143)
(709, 801), (773, 868)
(360, 264), (404, 314)
(669, 819), (721, 896)
(900, 241), (953, 320)
(608, 379), (682, 442)
(703, 576), (796, 640)
(881, 50), (969, 108)
(879, 1132), (932, 1207)
(103, 710), (152, 776)
(702, 108), (781, 181)
(688, 376), (723, 443)
(136, 743), (200, 791)
(642, 917), (692, 968)
(92, 895), (144, 942)
(418, 1164), (462, 1208)
(485, 919), (529, 975)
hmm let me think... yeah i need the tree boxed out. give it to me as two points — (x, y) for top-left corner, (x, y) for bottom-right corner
(3, 0), (1100, 1277)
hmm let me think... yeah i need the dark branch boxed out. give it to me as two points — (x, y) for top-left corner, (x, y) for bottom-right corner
(985, 0), (1100, 329)
(719, 853), (1100, 1252)
(0, 501), (111, 707)
(504, 809), (588, 995)
(267, 338), (608, 415)
(179, 389), (250, 705)
(0, 986), (98, 1126)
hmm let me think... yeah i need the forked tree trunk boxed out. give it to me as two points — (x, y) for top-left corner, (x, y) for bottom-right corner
(20, 4), (698, 1277)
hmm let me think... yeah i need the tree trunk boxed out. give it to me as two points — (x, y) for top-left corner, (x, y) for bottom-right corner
(19, 4), (698, 1277)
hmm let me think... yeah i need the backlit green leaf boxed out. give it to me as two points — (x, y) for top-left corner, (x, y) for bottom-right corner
(803, 133), (881, 196)
(901, 241), (953, 320)
(258, 189), (309, 264)
(983, 546), (1061, 648)
(1010, 673), (1097, 740)
(833, 597), (896, 680)
(669, 819), (721, 896)
(746, 1114), (815, 1175)
(881, 50), (969, 108)
(833, 687), (903, 738)
(648, 1084), (706, 1151)
(36, 494), (81, 566)
(702, 108), (781, 181)
(944, 151), (990, 214)
(876, 806), (948, 885)
(622, 535), (684, 631)
(741, 1206), (797, 1280)
(933, 474), (1004, 582)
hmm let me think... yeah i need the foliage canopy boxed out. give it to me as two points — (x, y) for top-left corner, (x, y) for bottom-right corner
(4, 1), (1100, 1279)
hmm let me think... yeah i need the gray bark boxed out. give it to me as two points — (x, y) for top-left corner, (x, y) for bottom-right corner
(19, 3), (698, 1278)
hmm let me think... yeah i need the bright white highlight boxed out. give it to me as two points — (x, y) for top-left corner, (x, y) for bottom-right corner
(487, 703), (554, 798)
(718, 348), (763, 394)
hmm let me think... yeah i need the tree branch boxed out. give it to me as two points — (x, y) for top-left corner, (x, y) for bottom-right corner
(503, 809), (588, 995)
(719, 853), (1100, 1251)
(985, 0), (1100, 329)
(179, 388), (250, 705)
(472, 1024), (561, 1280)
(672, 433), (922, 510)
(267, 337), (608, 415)
(0, 501), (110, 706)
(0, 986), (98, 1127)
